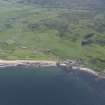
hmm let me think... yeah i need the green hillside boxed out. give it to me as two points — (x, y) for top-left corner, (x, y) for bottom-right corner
(0, 0), (105, 71)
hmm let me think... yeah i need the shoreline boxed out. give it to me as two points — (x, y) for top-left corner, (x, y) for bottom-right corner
(0, 60), (57, 67)
(0, 59), (104, 78)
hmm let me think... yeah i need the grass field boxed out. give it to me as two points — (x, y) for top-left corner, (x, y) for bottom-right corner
(0, 0), (105, 72)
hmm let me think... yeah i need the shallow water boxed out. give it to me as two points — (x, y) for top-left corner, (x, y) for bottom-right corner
(0, 66), (105, 105)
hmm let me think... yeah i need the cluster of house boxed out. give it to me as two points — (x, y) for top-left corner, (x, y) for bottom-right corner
(57, 59), (83, 68)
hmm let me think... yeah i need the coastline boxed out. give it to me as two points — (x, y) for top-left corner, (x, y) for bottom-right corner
(0, 59), (104, 78)
(0, 60), (57, 67)
(71, 66), (98, 76)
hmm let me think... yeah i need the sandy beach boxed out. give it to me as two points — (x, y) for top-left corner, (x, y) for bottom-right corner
(0, 60), (57, 67)
(0, 60), (56, 64)
(72, 66), (98, 76)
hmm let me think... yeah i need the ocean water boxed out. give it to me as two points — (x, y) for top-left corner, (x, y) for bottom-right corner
(0, 66), (105, 105)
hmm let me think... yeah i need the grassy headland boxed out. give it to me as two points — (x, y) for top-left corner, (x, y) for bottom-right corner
(0, 0), (105, 72)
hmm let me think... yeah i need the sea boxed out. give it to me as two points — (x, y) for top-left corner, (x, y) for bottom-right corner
(0, 66), (105, 105)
